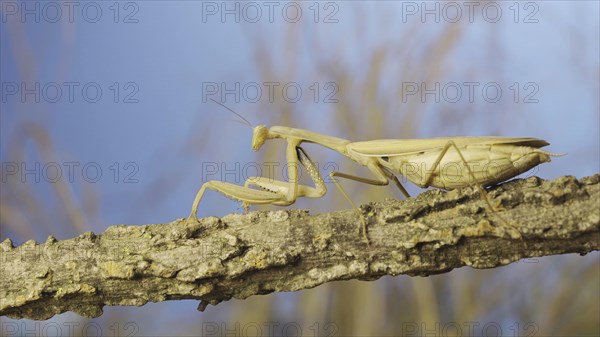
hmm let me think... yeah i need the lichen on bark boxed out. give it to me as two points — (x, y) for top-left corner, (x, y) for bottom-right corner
(1, 174), (598, 320)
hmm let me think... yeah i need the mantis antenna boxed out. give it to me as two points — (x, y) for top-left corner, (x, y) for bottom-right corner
(210, 98), (252, 127)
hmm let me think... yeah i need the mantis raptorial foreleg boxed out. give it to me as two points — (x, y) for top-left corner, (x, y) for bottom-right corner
(189, 145), (327, 220)
(242, 145), (327, 209)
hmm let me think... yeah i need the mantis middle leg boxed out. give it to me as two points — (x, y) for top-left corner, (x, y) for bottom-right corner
(328, 161), (412, 242)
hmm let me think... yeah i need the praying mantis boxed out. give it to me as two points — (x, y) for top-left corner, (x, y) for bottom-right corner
(189, 101), (563, 242)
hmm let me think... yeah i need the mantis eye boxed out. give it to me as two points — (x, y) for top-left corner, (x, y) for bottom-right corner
(251, 125), (268, 151)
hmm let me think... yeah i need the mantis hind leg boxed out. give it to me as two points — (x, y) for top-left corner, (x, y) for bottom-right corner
(423, 140), (522, 240)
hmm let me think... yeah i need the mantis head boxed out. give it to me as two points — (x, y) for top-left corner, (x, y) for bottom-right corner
(252, 125), (269, 151)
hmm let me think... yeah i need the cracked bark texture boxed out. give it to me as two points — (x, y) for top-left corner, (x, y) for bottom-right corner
(1, 174), (598, 320)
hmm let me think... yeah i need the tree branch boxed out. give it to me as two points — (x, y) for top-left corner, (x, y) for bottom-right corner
(1, 174), (598, 320)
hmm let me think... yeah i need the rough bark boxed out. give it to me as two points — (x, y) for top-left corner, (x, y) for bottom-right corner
(1, 174), (598, 320)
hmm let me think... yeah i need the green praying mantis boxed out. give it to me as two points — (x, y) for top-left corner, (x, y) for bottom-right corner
(189, 101), (563, 242)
